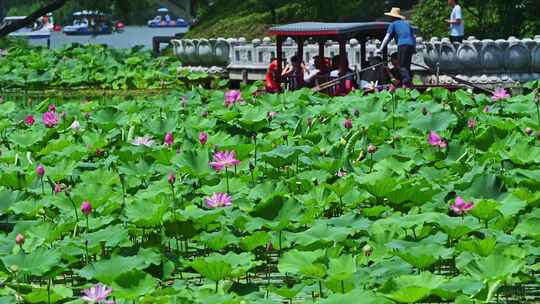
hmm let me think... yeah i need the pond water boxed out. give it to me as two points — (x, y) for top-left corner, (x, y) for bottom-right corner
(28, 26), (188, 49)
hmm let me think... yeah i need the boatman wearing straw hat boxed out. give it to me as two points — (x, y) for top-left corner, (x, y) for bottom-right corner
(376, 7), (416, 88)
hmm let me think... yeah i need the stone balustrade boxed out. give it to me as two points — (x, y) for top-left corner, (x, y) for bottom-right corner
(424, 36), (540, 84)
(172, 35), (540, 85)
(172, 37), (427, 69)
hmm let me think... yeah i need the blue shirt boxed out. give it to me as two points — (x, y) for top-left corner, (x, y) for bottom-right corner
(450, 5), (464, 36)
(387, 20), (416, 47)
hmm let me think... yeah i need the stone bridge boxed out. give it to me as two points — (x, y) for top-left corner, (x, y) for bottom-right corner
(171, 35), (540, 86)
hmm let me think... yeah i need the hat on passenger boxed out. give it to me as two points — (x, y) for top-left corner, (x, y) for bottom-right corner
(384, 7), (406, 20)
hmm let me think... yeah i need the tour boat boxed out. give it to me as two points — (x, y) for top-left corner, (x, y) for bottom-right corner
(3, 16), (52, 39)
(63, 11), (122, 36)
(147, 8), (189, 28)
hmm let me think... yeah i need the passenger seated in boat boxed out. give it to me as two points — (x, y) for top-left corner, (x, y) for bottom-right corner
(282, 55), (305, 90)
(265, 57), (281, 93)
(332, 55), (355, 96)
(165, 14), (171, 22)
(305, 56), (325, 86)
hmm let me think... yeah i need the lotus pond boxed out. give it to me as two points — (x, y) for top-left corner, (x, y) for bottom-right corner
(0, 83), (540, 304)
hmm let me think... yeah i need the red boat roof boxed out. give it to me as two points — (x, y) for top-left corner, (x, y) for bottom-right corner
(268, 22), (390, 39)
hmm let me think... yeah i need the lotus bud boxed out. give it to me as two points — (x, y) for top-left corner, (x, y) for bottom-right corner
(199, 132), (208, 145)
(525, 127), (533, 135)
(266, 242), (273, 251)
(54, 183), (62, 194)
(467, 119), (477, 129)
(422, 107), (428, 116)
(353, 109), (360, 117)
(25, 115), (35, 126)
(249, 161), (255, 171)
(168, 173), (176, 184)
(164, 132), (174, 146)
(367, 144), (377, 154)
(362, 244), (373, 257)
(343, 118), (353, 129)
(15, 234), (25, 246)
(36, 164), (45, 177)
(307, 117), (313, 127)
(48, 104), (56, 112)
(80, 201), (92, 215)
(267, 111), (277, 121)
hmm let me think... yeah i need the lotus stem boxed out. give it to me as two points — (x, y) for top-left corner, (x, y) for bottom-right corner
(319, 280), (324, 298)
(535, 100), (540, 128)
(85, 215), (90, 264)
(40, 177), (44, 195)
(225, 167), (230, 194)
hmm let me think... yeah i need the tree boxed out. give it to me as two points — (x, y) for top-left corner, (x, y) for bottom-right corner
(412, 0), (540, 39)
(0, 0), (69, 38)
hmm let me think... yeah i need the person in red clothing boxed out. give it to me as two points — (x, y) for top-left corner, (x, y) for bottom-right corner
(265, 57), (281, 93)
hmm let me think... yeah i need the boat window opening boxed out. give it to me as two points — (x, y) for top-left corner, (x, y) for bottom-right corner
(235, 50), (240, 62)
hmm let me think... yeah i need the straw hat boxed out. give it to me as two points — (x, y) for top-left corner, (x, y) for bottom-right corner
(384, 7), (406, 20)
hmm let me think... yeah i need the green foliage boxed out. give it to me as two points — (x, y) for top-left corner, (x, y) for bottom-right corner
(0, 84), (539, 302)
(0, 45), (208, 90)
(413, 0), (540, 39)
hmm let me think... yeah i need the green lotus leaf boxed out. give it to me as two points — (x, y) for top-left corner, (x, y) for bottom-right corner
(320, 289), (392, 304)
(267, 284), (304, 300)
(462, 254), (524, 282)
(1, 247), (61, 276)
(456, 237), (497, 257)
(278, 249), (325, 276)
(469, 199), (501, 223)
(111, 269), (157, 300)
(327, 255), (356, 281)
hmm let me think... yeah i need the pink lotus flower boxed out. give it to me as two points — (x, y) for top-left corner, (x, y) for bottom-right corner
(224, 90), (241, 107)
(492, 88), (510, 102)
(199, 131), (208, 145)
(343, 118), (353, 129)
(25, 115), (35, 126)
(209, 150), (240, 172)
(205, 192), (232, 208)
(81, 283), (113, 303)
(42, 111), (59, 128)
(132, 136), (155, 147)
(450, 196), (474, 215)
(36, 164), (45, 177)
(428, 131), (447, 148)
(15, 233), (24, 246)
(367, 144), (377, 154)
(81, 201), (92, 215)
(336, 170), (347, 177)
(70, 120), (81, 131)
(54, 183), (63, 194)
(48, 104), (56, 112)
(467, 119), (477, 129)
(164, 132), (174, 146)
(168, 173), (176, 184)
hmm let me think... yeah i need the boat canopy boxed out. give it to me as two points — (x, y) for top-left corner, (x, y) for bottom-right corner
(3, 16), (27, 21)
(269, 22), (391, 40)
(157, 8), (169, 13)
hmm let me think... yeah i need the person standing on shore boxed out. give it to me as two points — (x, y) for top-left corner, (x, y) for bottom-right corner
(446, 0), (464, 43)
(376, 7), (416, 87)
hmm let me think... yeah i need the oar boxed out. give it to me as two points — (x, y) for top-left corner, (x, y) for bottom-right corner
(313, 61), (388, 92)
(411, 62), (494, 95)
